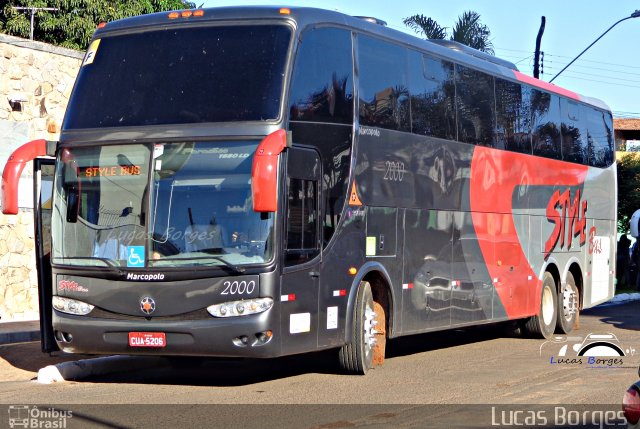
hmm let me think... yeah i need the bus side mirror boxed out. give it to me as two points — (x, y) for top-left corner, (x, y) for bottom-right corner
(1, 139), (54, 215)
(251, 129), (290, 212)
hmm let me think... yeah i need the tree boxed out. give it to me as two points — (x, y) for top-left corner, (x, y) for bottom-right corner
(0, 0), (196, 51)
(403, 10), (494, 55)
(402, 15), (446, 40)
(617, 153), (640, 232)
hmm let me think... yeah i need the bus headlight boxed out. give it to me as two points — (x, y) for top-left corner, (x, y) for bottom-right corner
(52, 296), (95, 316)
(207, 298), (273, 318)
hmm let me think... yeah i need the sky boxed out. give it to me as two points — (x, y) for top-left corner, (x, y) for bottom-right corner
(201, 0), (640, 118)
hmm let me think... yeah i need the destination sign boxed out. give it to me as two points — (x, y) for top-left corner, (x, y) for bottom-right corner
(82, 165), (142, 177)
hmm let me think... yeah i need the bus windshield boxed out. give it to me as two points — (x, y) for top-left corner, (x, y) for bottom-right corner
(51, 141), (274, 269)
(63, 24), (292, 129)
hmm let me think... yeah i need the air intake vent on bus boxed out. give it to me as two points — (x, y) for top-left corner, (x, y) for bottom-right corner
(354, 16), (387, 26)
(429, 39), (519, 71)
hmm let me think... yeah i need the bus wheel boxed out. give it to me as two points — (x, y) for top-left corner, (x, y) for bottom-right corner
(339, 281), (381, 374)
(556, 272), (579, 334)
(522, 272), (557, 339)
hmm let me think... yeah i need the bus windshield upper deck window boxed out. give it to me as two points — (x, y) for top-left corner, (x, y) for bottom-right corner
(63, 25), (292, 129)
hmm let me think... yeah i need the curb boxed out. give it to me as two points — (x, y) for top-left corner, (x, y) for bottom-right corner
(0, 321), (41, 346)
(0, 330), (40, 345)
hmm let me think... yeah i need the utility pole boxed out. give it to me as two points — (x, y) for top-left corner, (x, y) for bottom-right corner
(11, 6), (59, 41)
(533, 16), (545, 79)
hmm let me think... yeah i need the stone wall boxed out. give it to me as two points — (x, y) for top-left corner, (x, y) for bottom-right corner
(0, 211), (39, 321)
(0, 34), (82, 322)
(0, 34), (82, 141)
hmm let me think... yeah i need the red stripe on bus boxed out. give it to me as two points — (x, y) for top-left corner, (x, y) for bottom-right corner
(513, 71), (580, 101)
(469, 147), (589, 319)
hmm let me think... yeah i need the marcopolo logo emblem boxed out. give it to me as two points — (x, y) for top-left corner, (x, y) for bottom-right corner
(140, 297), (156, 315)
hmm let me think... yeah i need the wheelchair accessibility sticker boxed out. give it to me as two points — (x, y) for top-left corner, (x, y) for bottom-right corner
(127, 246), (145, 268)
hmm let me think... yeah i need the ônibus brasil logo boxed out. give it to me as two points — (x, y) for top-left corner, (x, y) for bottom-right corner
(7, 405), (72, 428)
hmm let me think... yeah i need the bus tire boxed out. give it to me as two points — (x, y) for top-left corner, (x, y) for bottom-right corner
(522, 272), (557, 340)
(339, 281), (380, 374)
(556, 272), (579, 334)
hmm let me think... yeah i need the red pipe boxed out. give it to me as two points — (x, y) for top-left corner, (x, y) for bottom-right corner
(251, 130), (288, 212)
(2, 139), (47, 215)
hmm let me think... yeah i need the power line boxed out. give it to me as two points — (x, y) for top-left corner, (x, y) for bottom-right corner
(547, 72), (640, 89)
(543, 52), (640, 70)
(514, 55), (534, 66)
(554, 63), (640, 77)
(495, 47), (534, 54)
(545, 67), (640, 84)
(497, 46), (640, 71)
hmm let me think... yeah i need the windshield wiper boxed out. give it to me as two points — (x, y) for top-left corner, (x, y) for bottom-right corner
(160, 254), (245, 274)
(55, 257), (124, 274)
(207, 256), (246, 274)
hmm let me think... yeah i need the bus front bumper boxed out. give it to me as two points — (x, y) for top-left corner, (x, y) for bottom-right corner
(51, 309), (281, 358)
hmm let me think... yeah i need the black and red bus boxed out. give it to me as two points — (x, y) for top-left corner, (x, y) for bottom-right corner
(2, 6), (615, 374)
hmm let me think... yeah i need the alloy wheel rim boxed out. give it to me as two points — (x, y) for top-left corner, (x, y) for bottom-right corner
(562, 284), (576, 321)
(363, 303), (378, 360)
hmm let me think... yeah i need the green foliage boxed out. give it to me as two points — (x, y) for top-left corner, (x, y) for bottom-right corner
(617, 153), (640, 232)
(0, 0), (196, 50)
(451, 11), (493, 55)
(403, 10), (494, 54)
(402, 15), (446, 40)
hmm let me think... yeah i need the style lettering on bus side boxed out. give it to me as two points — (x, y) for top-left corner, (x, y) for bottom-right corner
(544, 189), (588, 260)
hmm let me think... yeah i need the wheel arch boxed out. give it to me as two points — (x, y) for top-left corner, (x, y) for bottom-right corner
(563, 259), (584, 310)
(344, 262), (395, 343)
(540, 260), (561, 290)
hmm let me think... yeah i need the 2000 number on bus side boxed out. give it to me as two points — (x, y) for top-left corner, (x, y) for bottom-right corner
(221, 280), (256, 296)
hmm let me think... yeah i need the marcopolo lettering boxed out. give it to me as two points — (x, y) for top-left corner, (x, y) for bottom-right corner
(358, 126), (381, 137)
(126, 272), (165, 281)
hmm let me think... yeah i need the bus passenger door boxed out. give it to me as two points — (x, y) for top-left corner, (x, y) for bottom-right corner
(584, 219), (615, 307)
(33, 158), (58, 353)
(280, 147), (322, 354)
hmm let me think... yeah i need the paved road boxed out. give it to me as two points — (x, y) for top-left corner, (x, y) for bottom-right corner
(0, 302), (638, 427)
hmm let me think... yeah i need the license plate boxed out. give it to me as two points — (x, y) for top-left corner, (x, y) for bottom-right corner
(128, 332), (166, 348)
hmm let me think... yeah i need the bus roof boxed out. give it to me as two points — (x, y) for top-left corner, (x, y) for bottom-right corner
(94, 6), (610, 113)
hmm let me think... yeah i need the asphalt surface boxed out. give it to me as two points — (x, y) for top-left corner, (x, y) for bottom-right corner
(0, 301), (638, 428)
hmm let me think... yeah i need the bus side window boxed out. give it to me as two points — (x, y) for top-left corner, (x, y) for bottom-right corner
(285, 177), (319, 266)
(407, 52), (456, 140)
(495, 79), (532, 154)
(456, 65), (495, 147)
(560, 99), (587, 164)
(586, 108), (614, 168)
(288, 27), (353, 124)
(358, 35), (410, 132)
(531, 90), (562, 161)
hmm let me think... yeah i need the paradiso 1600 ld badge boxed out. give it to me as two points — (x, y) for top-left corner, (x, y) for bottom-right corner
(140, 297), (156, 315)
